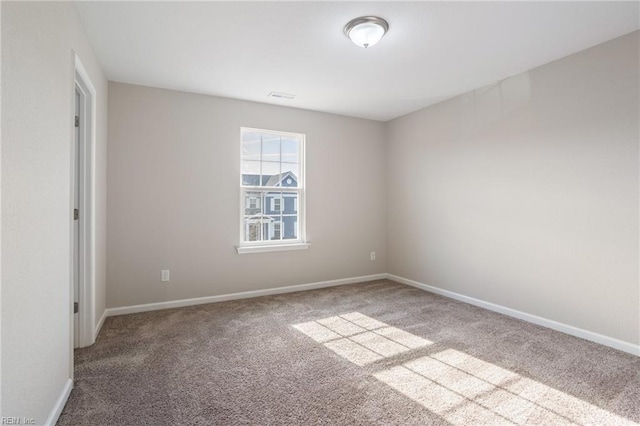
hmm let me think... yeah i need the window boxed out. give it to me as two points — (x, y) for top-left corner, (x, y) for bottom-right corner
(239, 128), (307, 252)
(248, 197), (259, 210)
(272, 197), (281, 212)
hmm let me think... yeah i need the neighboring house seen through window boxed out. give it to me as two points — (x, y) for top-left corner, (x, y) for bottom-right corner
(247, 197), (259, 210)
(240, 128), (305, 247)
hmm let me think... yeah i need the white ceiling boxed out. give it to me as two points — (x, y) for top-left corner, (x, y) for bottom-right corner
(74, 1), (639, 122)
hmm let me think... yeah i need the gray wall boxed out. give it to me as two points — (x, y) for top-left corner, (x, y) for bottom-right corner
(386, 31), (639, 345)
(2, 4), (637, 423)
(1, 1), (108, 422)
(107, 83), (386, 308)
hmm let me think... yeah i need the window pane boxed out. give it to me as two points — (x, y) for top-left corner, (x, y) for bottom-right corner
(262, 134), (281, 163)
(282, 215), (298, 240)
(282, 138), (299, 163)
(281, 163), (299, 187)
(243, 191), (261, 216)
(267, 192), (282, 213)
(242, 161), (261, 186)
(242, 132), (262, 161)
(261, 162), (280, 186)
(282, 193), (297, 214)
(244, 218), (262, 242)
(272, 221), (282, 241)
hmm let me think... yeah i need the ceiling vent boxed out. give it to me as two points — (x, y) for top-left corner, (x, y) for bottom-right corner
(268, 92), (296, 100)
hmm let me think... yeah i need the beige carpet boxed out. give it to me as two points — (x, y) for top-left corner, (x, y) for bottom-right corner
(58, 279), (640, 425)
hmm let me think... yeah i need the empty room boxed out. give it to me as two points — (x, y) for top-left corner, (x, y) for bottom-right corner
(1, 1), (639, 425)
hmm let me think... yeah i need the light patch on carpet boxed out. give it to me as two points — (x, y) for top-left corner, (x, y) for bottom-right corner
(375, 349), (638, 425)
(293, 312), (433, 366)
(294, 313), (638, 425)
(374, 326), (433, 349)
(324, 338), (384, 366)
(375, 366), (512, 424)
(340, 312), (387, 330)
(292, 321), (341, 343)
(351, 332), (409, 358)
(316, 316), (366, 336)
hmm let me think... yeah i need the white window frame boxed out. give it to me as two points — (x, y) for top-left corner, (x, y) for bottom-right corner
(237, 127), (309, 254)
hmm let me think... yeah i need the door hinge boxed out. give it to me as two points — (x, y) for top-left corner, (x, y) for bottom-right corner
(75, 115), (79, 128)
(74, 208), (79, 220)
(74, 302), (79, 314)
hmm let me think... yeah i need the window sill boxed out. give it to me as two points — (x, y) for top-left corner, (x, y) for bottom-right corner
(236, 243), (310, 255)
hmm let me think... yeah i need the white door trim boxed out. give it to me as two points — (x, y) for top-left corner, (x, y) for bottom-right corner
(73, 54), (97, 349)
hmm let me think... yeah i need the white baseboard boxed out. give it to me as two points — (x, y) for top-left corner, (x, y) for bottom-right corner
(44, 378), (73, 426)
(105, 274), (387, 318)
(387, 274), (640, 357)
(101, 272), (639, 357)
(94, 309), (107, 340)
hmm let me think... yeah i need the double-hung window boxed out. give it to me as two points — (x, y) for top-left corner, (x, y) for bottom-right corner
(237, 127), (307, 253)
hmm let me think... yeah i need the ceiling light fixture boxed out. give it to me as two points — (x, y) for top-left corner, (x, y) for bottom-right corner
(344, 16), (389, 49)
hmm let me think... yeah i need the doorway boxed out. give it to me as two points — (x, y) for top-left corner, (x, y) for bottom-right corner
(73, 60), (95, 349)
(74, 88), (80, 348)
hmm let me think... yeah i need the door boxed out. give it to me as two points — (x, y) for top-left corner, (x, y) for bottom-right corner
(73, 88), (80, 348)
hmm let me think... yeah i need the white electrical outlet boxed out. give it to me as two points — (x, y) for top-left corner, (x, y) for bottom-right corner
(370, 251), (376, 261)
(161, 270), (170, 282)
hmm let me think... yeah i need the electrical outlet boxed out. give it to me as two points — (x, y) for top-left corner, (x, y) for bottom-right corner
(370, 251), (376, 261)
(161, 270), (170, 282)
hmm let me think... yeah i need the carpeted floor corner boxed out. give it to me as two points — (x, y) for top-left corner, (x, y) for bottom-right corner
(57, 280), (640, 425)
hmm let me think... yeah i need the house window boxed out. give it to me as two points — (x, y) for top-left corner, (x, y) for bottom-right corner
(273, 222), (281, 240)
(272, 197), (281, 212)
(239, 128), (306, 250)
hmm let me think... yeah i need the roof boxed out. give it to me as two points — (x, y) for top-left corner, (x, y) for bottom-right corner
(242, 172), (297, 187)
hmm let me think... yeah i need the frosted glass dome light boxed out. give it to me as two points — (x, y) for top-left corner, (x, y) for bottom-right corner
(344, 16), (389, 49)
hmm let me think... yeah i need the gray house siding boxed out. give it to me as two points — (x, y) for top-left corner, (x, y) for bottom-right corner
(242, 172), (299, 241)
